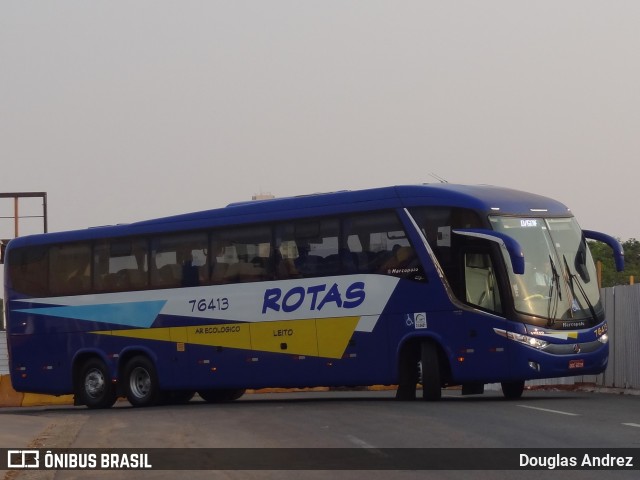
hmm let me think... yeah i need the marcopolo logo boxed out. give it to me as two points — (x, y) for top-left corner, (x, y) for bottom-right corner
(262, 281), (366, 314)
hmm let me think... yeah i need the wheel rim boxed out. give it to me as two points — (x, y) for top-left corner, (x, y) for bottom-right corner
(85, 368), (106, 399)
(129, 366), (151, 399)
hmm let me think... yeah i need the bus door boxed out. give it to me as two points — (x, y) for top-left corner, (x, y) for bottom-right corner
(454, 248), (512, 383)
(404, 206), (518, 385)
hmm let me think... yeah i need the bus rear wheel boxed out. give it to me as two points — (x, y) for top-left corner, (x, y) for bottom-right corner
(198, 389), (246, 403)
(501, 381), (525, 399)
(123, 356), (160, 407)
(421, 341), (442, 401)
(78, 358), (117, 409)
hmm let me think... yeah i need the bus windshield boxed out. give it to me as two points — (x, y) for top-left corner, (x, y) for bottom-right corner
(489, 216), (602, 327)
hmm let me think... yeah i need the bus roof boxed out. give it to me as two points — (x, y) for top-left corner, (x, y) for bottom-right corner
(6, 184), (571, 248)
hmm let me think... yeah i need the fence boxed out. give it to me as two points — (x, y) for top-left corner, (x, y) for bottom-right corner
(0, 285), (638, 388)
(573, 284), (639, 389)
(0, 330), (7, 374)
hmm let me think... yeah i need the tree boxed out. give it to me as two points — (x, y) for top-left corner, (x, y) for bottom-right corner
(588, 239), (640, 287)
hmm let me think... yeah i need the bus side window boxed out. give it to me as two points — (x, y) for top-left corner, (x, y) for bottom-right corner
(344, 211), (425, 281)
(214, 225), (272, 284)
(209, 239), (231, 284)
(274, 223), (302, 280)
(94, 239), (148, 292)
(292, 219), (339, 278)
(151, 233), (207, 289)
(274, 219), (339, 279)
(409, 206), (484, 293)
(49, 243), (92, 296)
(8, 246), (49, 296)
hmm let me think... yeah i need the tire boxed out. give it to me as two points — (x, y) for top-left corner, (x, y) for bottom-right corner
(198, 388), (246, 403)
(501, 381), (525, 399)
(123, 356), (160, 407)
(421, 341), (442, 401)
(77, 358), (117, 409)
(395, 345), (419, 401)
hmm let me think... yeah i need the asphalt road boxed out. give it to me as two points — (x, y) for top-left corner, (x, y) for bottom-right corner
(1, 388), (639, 480)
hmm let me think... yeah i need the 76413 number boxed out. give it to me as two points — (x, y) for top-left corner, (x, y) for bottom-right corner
(189, 298), (229, 312)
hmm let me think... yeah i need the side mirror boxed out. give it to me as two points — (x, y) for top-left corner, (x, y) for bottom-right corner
(453, 229), (525, 274)
(583, 230), (625, 272)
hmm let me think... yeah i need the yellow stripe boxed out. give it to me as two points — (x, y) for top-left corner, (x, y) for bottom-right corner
(317, 316), (360, 358)
(188, 324), (252, 350)
(92, 316), (360, 359)
(251, 319), (319, 357)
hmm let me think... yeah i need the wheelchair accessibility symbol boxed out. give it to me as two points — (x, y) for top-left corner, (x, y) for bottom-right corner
(406, 313), (427, 329)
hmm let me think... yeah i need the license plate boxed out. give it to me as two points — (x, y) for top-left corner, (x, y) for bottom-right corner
(569, 359), (584, 369)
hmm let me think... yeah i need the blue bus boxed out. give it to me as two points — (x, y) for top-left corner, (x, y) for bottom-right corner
(2, 184), (624, 408)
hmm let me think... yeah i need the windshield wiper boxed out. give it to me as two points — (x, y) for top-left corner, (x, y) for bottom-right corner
(563, 254), (598, 324)
(547, 255), (561, 327)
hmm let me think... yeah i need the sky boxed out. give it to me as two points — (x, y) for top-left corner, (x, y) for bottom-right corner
(1, 1), (639, 243)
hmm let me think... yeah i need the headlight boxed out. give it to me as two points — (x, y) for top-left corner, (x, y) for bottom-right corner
(598, 333), (609, 344)
(494, 329), (549, 350)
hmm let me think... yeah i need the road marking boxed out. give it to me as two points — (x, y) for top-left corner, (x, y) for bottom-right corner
(346, 435), (389, 458)
(517, 405), (579, 416)
(622, 423), (640, 428)
(346, 435), (377, 449)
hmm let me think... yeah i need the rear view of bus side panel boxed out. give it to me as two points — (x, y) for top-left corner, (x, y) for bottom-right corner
(8, 328), (104, 396)
(7, 333), (70, 395)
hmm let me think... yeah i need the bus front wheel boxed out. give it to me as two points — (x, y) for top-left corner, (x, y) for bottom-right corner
(123, 356), (160, 407)
(77, 358), (117, 409)
(421, 341), (442, 401)
(501, 381), (525, 399)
